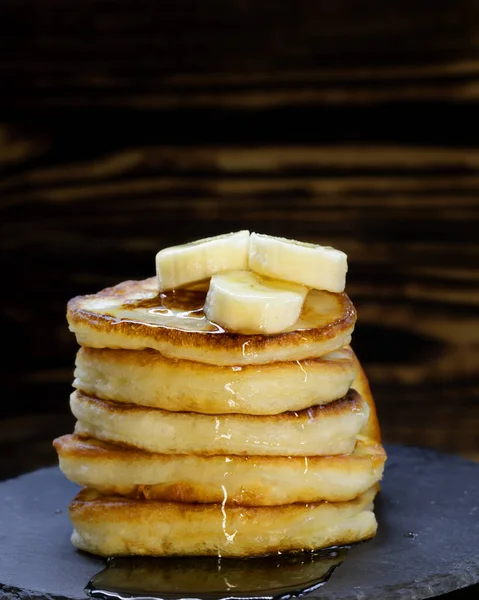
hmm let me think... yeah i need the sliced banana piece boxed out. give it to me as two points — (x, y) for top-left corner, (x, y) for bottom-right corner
(156, 230), (249, 291)
(204, 270), (308, 334)
(249, 232), (348, 293)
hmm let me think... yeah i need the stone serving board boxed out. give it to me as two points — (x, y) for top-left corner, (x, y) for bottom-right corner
(1, 444), (478, 600)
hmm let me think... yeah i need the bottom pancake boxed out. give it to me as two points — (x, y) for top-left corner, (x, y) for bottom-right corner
(54, 434), (386, 505)
(70, 485), (379, 557)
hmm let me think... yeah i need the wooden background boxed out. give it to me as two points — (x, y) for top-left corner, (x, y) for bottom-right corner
(1, 0), (479, 482)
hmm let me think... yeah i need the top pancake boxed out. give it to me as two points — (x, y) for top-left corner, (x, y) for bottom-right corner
(67, 277), (356, 365)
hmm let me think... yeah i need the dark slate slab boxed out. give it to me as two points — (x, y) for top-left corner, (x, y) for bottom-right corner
(1, 444), (478, 600)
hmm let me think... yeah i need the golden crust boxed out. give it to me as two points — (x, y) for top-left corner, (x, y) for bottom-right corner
(73, 346), (357, 414)
(349, 347), (381, 442)
(69, 485), (379, 557)
(70, 389), (370, 457)
(67, 278), (356, 365)
(54, 433), (386, 505)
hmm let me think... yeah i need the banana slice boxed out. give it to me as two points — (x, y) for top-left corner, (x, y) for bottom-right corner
(204, 270), (308, 334)
(156, 230), (249, 291)
(249, 232), (348, 293)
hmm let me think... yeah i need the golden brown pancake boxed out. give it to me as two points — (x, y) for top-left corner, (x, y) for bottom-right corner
(67, 278), (356, 365)
(69, 485), (379, 557)
(71, 389), (370, 457)
(54, 434), (386, 505)
(73, 346), (357, 415)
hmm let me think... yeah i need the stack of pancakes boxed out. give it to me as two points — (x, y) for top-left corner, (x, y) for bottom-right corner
(54, 275), (386, 557)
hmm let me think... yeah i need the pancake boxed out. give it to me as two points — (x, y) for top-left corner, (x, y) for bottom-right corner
(69, 485), (379, 557)
(71, 389), (370, 457)
(66, 277), (356, 366)
(73, 346), (357, 415)
(54, 434), (386, 505)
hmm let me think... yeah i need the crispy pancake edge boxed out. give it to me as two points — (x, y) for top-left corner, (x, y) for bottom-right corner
(349, 347), (381, 442)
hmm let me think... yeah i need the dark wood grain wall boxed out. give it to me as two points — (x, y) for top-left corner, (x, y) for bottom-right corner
(1, 0), (479, 476)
